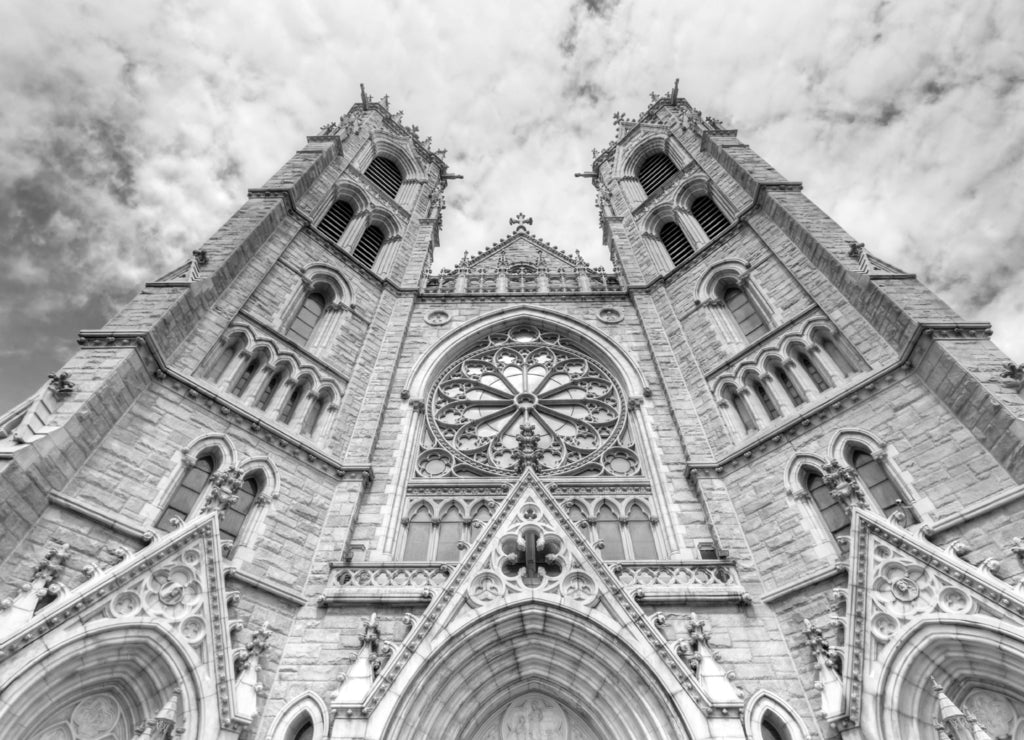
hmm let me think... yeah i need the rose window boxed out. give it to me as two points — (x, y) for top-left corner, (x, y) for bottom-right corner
(421, 326), (630, 476)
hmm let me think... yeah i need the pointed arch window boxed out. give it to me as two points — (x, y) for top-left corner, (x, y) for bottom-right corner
(770, 363), (805, 407)
(353, 225), (385, 269)
(760, 712), (793, 740)
(206, 337), (243, 382)
(403, 505), (432, 560)
(803, 467), (850, 539)
(256, 369), (286, 411)
(156, 453), (218, 531)
(846, 445), (910, 520)
(231, 355), (262, 396)
(691, 195), (730, 241)
(221, 474), (260, 546)
(292, 720), (315, 740)
(279, 381), (308, 424)
(595, 503), (625, 560)
(435, 505), (463, 562)
(726, 388), (758, 434)
(301, 393), (327, 437)
(752, 379), (781, 420)
(318, 200), (354, 243)
(470, 503), (492, 541)
(659, 222), (694, 265)
(637, 153), (678, 195)
(625, 504), (657, 559)
(794, 349), (831, 392)
(365, 156), (402, 199)
(286, 292), (326, 345)
(722, 284), (769, 342)
(821, 337), (857, 377)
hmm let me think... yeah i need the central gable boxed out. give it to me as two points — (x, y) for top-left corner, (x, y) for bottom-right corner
(457, 230), (589, 273)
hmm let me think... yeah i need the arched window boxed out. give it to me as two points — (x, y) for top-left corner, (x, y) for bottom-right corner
(292, 719), (315, 740)
(752, 379), (781, 420)
(659, 222), (694, 265)
(206, 337), (243, 382)
(691, 195), (730, 241)
(318, 200), (354, 243)
(722, 284), (769, 342)
(156, 453), (218, 531)
(820, 337), (857, 377)
(726, 388), (758, 434)
(794, 349), (831, 392)
(435, 505), (463, 561)
(637, 153), (678, 196)
(365, 156), (402, 199)
(760, 712), (793, 740)
(286, 292), (326, 345)
(279, 381), (308, 424)
(353, 225), (385, 269)
(231, 355), (262, 396)
(566, 502), (588, 535)
(221, 474), (260, 547)
(300, 394), (327, 437)
(403, 505), (432, 560)
(625, 504), (657, 559)
(595, 503), (624, 560)
(846, 445), (910, 520)
(256, 369), (286, 411)
(470, 503), (492, 539)
(802, 467), (850, 539)
(770, 363), (805, 407)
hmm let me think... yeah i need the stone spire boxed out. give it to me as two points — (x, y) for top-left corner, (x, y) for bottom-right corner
(930, 677), (993, 740)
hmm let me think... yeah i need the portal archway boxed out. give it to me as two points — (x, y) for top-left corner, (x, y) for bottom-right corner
(380, 602), (698, 740)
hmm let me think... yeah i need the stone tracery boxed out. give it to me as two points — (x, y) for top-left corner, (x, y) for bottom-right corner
(419, 326), (639, 478)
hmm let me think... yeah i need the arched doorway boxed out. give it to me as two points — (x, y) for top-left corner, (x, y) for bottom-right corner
(380, 602), (698, 740)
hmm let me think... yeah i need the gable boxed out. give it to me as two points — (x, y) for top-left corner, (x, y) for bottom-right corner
(338, 470), (741, 739)
(458, 232), (589, 273)
(0, 513), (248, 732)
(836, 508), (1024, 729)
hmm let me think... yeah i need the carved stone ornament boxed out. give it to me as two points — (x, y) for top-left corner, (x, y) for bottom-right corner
(351, 470), (728, 719)
(836, 508), (1024, 730)
(424, 309), (451, 326)
(596, 307), (623, 324)
(0, 513), (251, 733)
(419, 325), (640, 478)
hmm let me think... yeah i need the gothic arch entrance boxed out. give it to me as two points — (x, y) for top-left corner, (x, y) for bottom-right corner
(379, 603), (697, 740)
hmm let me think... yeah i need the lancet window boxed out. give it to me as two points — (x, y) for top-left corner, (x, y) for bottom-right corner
(353, 225), (385, 269)
(568, 499), (659, 560)
(286, 291), (327, 345)
(659, 221), (694, 265)
(318, 199), (355, 244)
(691, 194), (730, 241)
(400, 501), (493, 561)
(637, 152), (678, 195)
(365, 156), (403, 199)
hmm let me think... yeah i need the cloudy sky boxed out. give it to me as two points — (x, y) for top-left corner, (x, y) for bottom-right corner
(0, 0), (1022, 410)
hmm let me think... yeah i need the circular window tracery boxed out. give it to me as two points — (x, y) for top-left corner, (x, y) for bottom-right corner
(424, 326), (627, 476)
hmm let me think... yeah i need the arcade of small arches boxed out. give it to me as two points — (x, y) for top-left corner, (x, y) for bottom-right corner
(397, 496), (660, 563)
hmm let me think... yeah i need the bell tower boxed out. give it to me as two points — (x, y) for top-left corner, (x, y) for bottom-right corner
(2, 85), (1024, 740)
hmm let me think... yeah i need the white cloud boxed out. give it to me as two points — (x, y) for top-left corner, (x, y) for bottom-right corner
(0, 0), (1022, 408)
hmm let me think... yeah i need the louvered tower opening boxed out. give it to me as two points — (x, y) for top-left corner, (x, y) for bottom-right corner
(319, 200), (354, 243)
(691, 195), (730, 240)
(637, 153), (678, 196)
(353, 225), (385, 269)
(365, 156), (403, 198)
(658, 222), (694, 265)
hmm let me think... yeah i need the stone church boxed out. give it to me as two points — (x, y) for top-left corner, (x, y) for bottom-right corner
(1, 84), (1023, 740)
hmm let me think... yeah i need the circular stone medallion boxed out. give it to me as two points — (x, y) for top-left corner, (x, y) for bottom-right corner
(597, 307), (623, 324)
(425, 310), (451, 326)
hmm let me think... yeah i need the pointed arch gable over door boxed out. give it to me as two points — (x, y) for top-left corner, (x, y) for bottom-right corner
(375, 602), (698, 740)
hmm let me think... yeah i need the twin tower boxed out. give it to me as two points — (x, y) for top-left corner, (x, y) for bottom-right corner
(1, 86), (1023, 740)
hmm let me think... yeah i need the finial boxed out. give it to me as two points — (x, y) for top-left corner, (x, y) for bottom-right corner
(613, 111), (627, 126)
(359, 83), (369, 110)
(671, 78), (679, 104)
(381, 94), (389, 110)
(509, 213), (533, 232)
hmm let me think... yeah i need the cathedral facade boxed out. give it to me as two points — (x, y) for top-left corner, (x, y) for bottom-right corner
(1, 87), (1023, 740)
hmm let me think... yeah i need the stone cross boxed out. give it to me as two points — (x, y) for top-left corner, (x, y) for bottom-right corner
(509, 213), (533, 232)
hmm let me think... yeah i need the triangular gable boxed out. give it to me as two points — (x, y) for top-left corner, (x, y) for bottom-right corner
(0, 513), (247, 731)
(353, 469), (732, 720)
(457, 231), (589, 273)
(837, 508), (1024, 728)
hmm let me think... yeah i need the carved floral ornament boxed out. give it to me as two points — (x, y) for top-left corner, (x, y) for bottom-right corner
(417, 326), (640, 478)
